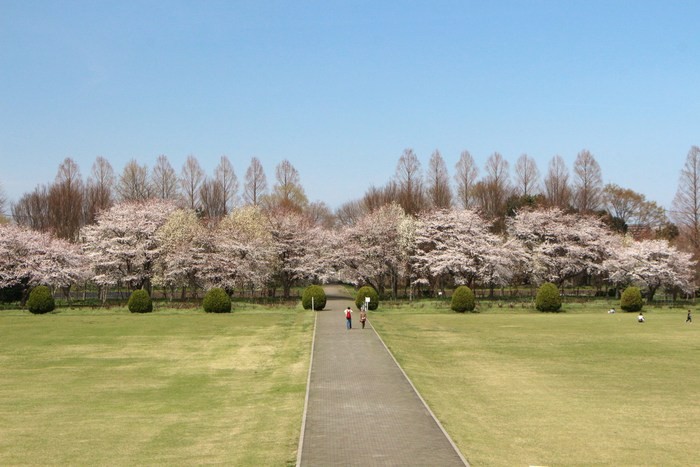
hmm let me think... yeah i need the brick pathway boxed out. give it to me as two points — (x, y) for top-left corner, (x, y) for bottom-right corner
(297, 285), (468, 466)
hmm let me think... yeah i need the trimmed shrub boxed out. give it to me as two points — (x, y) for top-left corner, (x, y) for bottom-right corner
(203, 287), (232, 313)
(128, 289), (153, 313)
(302, 285), (326, 310)
(620, 286), (643, 312)
(535, 282), (562, 312)
(27, 285), (55, 314)
(451, 285), (475, 312)
(355, 286), (379, 311)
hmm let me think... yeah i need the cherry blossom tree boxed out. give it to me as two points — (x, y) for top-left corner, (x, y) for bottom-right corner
(40, 236), (89, 294)
(265, 208), (331, 297)
(197, 206), (276, 293)
(507, 208), (618, 286)
(80, 199), (179, 299)
(0, 224), (49, 299)
(0, 224), (87, 302)
(605, 239), (696, 301)
(155, 208), (207, 298)
(412, 209), (517, 292)
(336, 203), (413, 298)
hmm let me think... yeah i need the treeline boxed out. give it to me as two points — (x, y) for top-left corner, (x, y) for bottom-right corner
(0, 148), (685, 241)
(0, 201), (694, 307)
(2, 145), (700, 297)
(3, 155), (331, 242)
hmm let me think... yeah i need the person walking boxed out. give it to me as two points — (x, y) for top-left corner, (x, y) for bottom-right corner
(360, 306), (367, 329)
(344, 306), (353, 330)
(687, 310), (692, 323)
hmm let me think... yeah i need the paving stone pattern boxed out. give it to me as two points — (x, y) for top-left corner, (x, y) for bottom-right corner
(298, 286), (468, 466)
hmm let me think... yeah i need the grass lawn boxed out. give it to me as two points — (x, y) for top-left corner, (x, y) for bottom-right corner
(371, 302), (700, 466)
(0, 304), (313, 466)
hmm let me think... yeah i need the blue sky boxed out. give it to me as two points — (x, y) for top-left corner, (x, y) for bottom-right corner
(1, 1), (698, 210)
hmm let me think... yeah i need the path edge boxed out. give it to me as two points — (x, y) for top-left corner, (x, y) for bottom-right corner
(370, 318), (471, 467)
(295, 309), (317, 467)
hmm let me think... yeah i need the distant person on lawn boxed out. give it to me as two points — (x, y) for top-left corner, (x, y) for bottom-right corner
(638, 312), (645, 323)
(687, 310), (692, 323)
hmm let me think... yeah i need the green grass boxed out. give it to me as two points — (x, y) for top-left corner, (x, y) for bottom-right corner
(371, 304), (700, 466)
(0, 304), (314, 466)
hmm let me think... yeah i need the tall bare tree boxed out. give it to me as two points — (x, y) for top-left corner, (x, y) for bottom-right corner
(12, 185), (50, 231)
(242, 157), (268, 206)
(602, 183), (667, 235)
(335, 200), (365, 227)
(180, 155), (204, 210)
(395, 148), (424, 215)
(514, 153), (541, 197)
(362, 182), (399, 212)
(544, 155), (572, 209)
(117, 159), (151, 202)
(479, 152), (511, 220)
(85, 156), (115, 224)
(151, 154), (180, 200)
(572, 149), (603, 213)
(0, 180), (7, 218)
(454, 150), (479, 209)
(268, 159), (308, 212)
(214, 155), (238, 214)
(426, 150), (452, 209)
(308, 200), (336, 229)
(48, 157), (84, 241)
(199, 178), (226, 220)
(671, 146), (700, 255)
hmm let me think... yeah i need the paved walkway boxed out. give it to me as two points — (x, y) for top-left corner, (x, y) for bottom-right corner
(297, 285), (468, 466)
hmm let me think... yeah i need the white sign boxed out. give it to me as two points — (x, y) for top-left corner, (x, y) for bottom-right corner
(365, 297), (371, 303)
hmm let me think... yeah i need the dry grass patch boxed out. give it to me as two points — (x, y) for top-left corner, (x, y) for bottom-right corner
(371, 306), (700, 465)
(0, 306), (313, 466)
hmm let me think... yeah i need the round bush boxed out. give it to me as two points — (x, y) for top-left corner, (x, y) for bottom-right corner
(128, 289), (153, 313)
(451, 285), (475, 312)
(203, 287), (232, 313)
(620, 286), (643, 312)
(535, 282), (562, 312)
(355, 286), (379, 311)
(302, 285), (326, 310)
(27, 285), (55, 314)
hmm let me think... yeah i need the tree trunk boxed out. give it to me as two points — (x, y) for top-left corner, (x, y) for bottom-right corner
(647, 286), (658, 302)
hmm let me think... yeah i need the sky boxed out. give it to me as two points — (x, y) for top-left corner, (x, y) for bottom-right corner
(1, 1), (699, 212)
